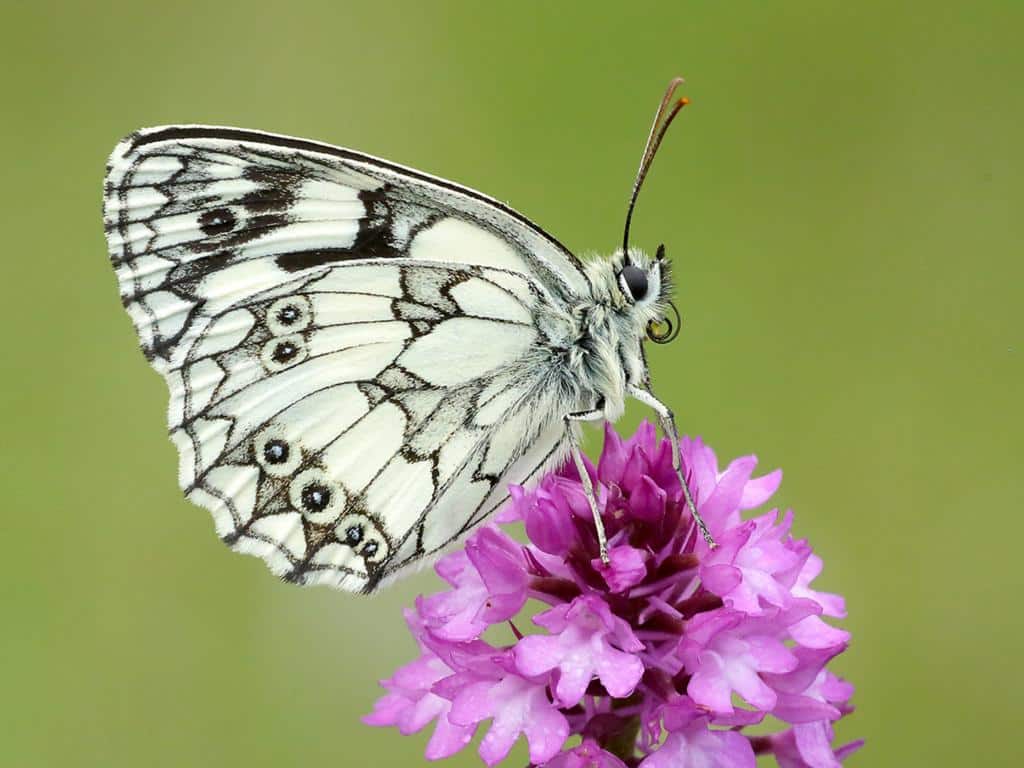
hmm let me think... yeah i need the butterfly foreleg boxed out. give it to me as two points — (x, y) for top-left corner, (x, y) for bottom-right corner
(627, 386), (716, 548)
(566, 405), (611, 563)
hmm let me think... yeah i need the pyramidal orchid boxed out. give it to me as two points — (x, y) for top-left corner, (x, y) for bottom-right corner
(365, 422), (861, 767)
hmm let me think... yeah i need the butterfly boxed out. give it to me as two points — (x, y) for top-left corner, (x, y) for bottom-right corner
(102, 77), (714, 594)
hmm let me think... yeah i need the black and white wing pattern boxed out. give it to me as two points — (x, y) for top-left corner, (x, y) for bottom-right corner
(103, 126), (588, 592)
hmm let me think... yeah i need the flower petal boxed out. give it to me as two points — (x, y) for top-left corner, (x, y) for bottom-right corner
(598, 422), (628, 485)
(739, 468), (782, 510)
(631, 475), (668, 522)
(595, 544), (648, 592)
(640, 719), (756, 768)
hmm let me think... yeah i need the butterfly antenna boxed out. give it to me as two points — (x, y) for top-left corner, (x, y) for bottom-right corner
(622, 77), (690, 263)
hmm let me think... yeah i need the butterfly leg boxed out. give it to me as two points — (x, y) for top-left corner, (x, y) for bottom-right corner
(628, 386), (716, 548)
(566, 406), (611, 563)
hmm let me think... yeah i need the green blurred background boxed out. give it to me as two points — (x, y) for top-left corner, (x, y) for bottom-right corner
(2, 1), (1021, 765)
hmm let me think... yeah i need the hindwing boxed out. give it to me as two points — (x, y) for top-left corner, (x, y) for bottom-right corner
(152, 260), (573, 591)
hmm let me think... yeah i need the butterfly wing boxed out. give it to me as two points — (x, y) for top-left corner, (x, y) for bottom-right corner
(104, 124), (590, 373)
(103, 127), (585, 591)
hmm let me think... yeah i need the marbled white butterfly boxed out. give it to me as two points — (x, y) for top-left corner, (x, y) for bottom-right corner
(102, 78), (713, 593)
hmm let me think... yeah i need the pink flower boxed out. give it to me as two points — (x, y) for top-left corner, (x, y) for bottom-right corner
(764, 644), (852, 724)
(545, 739), (628, 768)
(515, 594), (644, 706)
(366, 423), (859, 766)
(362, 612), (476, 759)
(699, 511), (800, 614)
(639, 721), (756, 768)
(640, 699), (757, 768)
(448, 658), (570, 766)
(595, 543), (649, 593)
(680, 608), (800, 713)
(767, 726), (864, 768)
(418, 526), (528, 642)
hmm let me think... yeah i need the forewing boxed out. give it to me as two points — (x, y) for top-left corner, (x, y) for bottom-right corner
(104, 125), (589, 374)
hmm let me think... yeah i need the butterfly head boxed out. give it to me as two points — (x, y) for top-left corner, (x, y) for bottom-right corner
(611, 245), (680, 344)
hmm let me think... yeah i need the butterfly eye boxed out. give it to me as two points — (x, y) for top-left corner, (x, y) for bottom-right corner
(619, 264), (649, 302)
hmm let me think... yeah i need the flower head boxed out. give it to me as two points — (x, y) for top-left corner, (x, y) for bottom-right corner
(366, 422), (859, 766)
